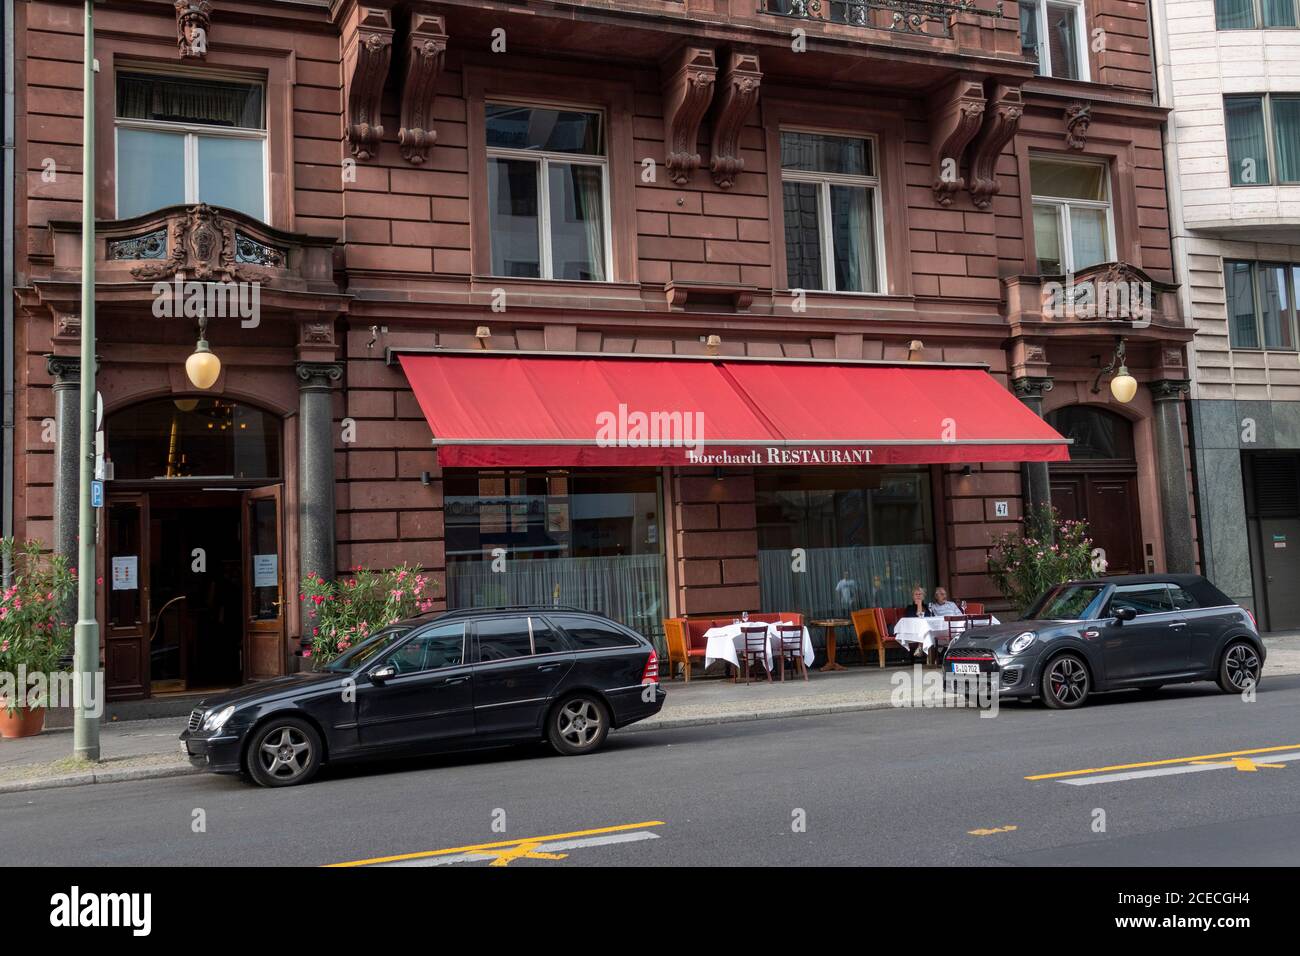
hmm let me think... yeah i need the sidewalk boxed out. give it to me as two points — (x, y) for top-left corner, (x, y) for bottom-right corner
(5, 633), (1299, 794)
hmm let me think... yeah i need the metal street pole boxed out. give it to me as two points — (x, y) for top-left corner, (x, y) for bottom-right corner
(73, 0), (99, 761)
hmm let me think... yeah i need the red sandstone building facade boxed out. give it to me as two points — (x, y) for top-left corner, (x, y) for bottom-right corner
(9, 0), (1198, 699)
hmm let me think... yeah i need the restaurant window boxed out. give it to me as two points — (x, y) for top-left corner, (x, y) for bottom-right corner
(756, 468), (936, 621)
(1215, 0), (1299, 29)
(444, 470), (666, 648)
(1019, 0), (1089, 81)
(114, 71), (267, 221)
(1224, 259), (1298, 351)
(485, 103), (609, 281)
(1225, 94), (1300, 185)
(780, 131), (882, 294)
(106, 397), (281, 481)
(1030, 157), (1113, 274)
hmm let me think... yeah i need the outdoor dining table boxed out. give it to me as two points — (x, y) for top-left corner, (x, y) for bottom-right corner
(810, 618), (852, 671)
(893, 615), (1001, 654)
(702, 621), (816, 675)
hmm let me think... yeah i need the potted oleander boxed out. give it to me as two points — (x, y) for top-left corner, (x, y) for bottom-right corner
(0, 538), (74, 737)
(299, 565), (438, 665)
(986, 506), (1097, 616)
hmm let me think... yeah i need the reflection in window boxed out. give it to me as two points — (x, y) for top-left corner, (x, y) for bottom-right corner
(106, 397), (281, 480)
(756, 468), (936, 619)
(1030, 157), (1112, 274)
(1045, 406), (1135, 460)
(444, 470), (666, 648)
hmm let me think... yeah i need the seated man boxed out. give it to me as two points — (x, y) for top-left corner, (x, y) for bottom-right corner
(927, 586), (962, 618)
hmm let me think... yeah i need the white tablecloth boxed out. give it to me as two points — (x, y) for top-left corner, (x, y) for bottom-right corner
(893, 615), (1000, 653)
(702, 621), (815, 672)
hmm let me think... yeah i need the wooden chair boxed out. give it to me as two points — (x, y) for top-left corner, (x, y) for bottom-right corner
(775, 624), (807, 681)
(850, 608), (886, 668)
(662, 618), (703, 682)
(941, 614), (993, 665)
(739, 623), (771, 684)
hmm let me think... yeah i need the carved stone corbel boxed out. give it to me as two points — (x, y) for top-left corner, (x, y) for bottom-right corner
(398, 10), (447, 165)
(342, 6), (395, 161)
(175, 0), (211, 59)
(662, 46), (717, 186)
(709, 49), (761, 190)
(928, 77), (986, 207)
(1064, 101), (1091, 150)
(967, 83), (1023, 210)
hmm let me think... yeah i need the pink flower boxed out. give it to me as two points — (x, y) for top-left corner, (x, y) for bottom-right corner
(303, 650), (312, 658)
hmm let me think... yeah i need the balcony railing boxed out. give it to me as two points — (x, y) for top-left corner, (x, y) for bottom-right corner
(761, 0), (1004, 39)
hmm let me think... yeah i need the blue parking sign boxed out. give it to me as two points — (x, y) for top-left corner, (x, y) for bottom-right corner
(91, 480), (104, 508)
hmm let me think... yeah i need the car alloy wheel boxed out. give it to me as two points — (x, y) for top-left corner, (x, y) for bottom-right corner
(1220, 642), (1261, 693)
(1043, 654), (1089, 709)
(247, 717), (322, 787)
(549, 695), (609, 756)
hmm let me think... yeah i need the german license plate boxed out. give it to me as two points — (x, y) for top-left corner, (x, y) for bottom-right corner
(950, 662), (980, 675)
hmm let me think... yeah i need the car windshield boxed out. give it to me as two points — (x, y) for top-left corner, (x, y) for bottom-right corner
(321, 626), (413, 672)
(1024, 584), (1106, 621)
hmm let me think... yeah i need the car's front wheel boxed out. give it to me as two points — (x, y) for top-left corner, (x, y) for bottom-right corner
(1041, 653), (1090, 709)
(548, 694), (610, 756)
(1218, 640), (1261, 694)
(245, 717), (322, 787)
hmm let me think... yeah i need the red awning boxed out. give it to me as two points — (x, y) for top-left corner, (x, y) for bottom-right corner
(397, 353), (1071, 467)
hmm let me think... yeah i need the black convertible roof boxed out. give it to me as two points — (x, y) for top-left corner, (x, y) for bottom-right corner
(1066, 574), (1233, 607)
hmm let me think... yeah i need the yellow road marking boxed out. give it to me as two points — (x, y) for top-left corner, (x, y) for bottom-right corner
(470, 842), (569, 867)
(1025, 744), (1300, 781)
(968, 825), (1018, 836)
(325, 820), (666, 868)
(1190, 757), (1286, 772)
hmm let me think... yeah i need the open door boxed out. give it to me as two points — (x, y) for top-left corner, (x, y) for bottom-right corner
(243, 485), (286, 680)
(103, 494), (151, 699)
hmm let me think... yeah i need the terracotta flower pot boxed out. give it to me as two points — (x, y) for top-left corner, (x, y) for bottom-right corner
(0, 699), (46, 738)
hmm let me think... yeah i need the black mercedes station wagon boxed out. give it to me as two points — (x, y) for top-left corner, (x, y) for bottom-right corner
(180, 607), (665, 786)
(944, 574), (1264, 709)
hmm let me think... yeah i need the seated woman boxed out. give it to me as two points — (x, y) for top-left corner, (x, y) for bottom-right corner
(927, 586), (962, 618)
(897, 586), (929, 658)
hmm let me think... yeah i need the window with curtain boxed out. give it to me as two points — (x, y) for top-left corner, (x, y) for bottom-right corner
(114, 72), (266, 221)
(485, 104), (608, 281)
(1215, 0), (1299, 27)
(780, 131), (880, 293)
(1225, 260), (1299, 351)
(443, 470), (667, 650)
(1030, 157), (1112, 275)
(1226, 94), (1300, 185)
(756, 468), (937, 620)
(1020, 0), (1088, 80)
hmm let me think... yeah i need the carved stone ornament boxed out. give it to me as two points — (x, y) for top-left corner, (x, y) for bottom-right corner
(127, 204), (286, 282)
(53, 309), (82, 339)
(929, 78), (986, 207)
(398, 11), (447, 165)
(343, 7), (395, 161)
(175, 0), (212, 59)
(662, 46), (718, 186)
(710, 49), (761, 190)
(300, 321), (335, 345)
(1161, 347), (1185, 368)
(967, 83), (1022, 210)
(1064, 101), (1091, 150)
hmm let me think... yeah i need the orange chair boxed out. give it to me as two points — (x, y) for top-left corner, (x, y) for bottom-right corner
(964, 602), (985, 615)
(663, 617), (704, 682)
(852, 608), (901, 669)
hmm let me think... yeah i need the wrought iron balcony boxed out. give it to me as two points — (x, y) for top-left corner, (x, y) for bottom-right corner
(761, 0), (1004, 39)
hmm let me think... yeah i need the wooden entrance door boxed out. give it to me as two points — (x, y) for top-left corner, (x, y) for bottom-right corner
(102, 494), (151, 699)
(242, 485), (286, 680)
(1051, 473), (1143, 574)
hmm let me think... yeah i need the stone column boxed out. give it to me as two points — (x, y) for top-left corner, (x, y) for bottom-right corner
(296, 362), (342, 645)
(45, 355), (82, 572)
(1011, 376), (1054, 533)
(1151, 379), (1195, 573)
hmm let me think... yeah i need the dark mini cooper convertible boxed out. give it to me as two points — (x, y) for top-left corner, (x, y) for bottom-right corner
(944, 574), (1264, 708)
(180, 606), (665, 786)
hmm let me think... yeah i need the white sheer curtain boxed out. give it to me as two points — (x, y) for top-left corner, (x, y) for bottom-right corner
(758, 544), (937, 623)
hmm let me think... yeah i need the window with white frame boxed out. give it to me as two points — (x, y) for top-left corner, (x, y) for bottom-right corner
(1215, 0), (1299, 29)
(115, 72), (267, 221)
(485, 104), (609, 281)
(780, 131), (882, 294)
(1030, 157), (1114, 274)
(1019, 0), (1089, 81)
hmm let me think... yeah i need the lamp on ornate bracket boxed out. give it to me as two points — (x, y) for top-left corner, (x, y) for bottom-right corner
(1091, 336), (1137, 403)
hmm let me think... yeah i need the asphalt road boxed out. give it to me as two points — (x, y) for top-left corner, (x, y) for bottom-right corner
(5, 675), (1300, 867)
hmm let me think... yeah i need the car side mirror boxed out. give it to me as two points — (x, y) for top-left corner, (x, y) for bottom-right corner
(368, 664), (397, 684)
(1113, 607), (1137, 623)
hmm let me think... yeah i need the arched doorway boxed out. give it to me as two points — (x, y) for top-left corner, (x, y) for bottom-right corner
(101, 397), (286, 699)
(1046, 405), (1144, 575)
